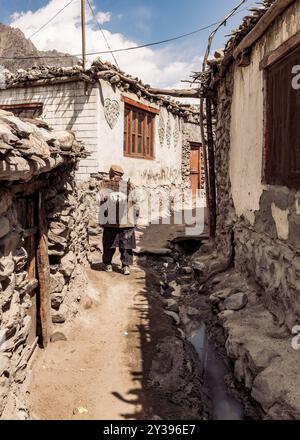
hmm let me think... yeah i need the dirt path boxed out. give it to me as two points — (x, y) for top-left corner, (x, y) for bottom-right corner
(27, 214), (208, 420)
(28, 264), (153, 420)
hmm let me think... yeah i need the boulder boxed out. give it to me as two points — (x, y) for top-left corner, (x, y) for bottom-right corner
(52, 131), (75, 151)
(223, 292), (248, 311)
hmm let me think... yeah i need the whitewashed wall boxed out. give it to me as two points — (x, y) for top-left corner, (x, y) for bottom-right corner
(0, 79), (199, 187)
(96, 79), (185, 188)
(229, 1), (300, 226)
(0, 81), (99, 176)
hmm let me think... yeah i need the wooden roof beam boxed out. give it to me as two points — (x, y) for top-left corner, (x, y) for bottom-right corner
(233, 0), (296, 60)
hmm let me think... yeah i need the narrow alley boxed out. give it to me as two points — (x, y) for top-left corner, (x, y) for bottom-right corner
(26, 222), (212, 421)
(1, 0), (300, 425)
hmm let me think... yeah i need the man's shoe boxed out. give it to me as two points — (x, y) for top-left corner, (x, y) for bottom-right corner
(105, 264), (113, 272)
(123, 266), (130, 276)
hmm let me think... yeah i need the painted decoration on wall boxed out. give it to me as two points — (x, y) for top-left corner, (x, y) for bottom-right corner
(158, 113), (165, 146)
(104, 98), (120, 129)
(174, 119), (180, 150)
(166, 117), (172, 148)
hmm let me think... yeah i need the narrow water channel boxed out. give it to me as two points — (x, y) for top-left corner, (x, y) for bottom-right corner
(188, 323), (244, 420)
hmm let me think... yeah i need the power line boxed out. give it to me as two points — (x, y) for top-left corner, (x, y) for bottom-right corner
(29, 0), (75, 40)
(0, 21), (224, 60)
(86, 0), (119, 68)
(2, 6), (252, 61)
(203, 0), (247, 70)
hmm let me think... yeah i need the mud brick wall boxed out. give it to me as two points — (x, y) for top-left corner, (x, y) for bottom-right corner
(0, 164), (90, 418)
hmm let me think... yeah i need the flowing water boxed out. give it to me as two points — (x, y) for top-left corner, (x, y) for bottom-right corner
(188, 323), (244, 420)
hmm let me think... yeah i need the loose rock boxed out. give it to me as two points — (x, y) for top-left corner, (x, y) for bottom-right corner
(223, 292), (248, 311)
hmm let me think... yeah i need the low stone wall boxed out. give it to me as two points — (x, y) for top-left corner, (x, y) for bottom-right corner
(234, 218), (300, 330)
(0, 163), (90, 418)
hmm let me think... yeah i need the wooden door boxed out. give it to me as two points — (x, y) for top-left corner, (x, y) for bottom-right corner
(190, 143), (201, 196)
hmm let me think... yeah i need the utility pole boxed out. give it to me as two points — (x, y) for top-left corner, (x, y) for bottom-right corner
(81, 0), (86, 70)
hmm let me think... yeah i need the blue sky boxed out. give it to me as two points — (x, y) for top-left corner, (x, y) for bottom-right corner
(1, 0), (258, 87)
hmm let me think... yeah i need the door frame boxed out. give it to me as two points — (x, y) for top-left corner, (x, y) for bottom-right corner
(15, 183), (51, 347)
(189, 142), (202, 196)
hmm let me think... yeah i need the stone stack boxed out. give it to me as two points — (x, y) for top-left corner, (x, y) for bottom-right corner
(0, 112), (88, 418)
(0, 188), (32, 416)
(45, 169), (90, 324)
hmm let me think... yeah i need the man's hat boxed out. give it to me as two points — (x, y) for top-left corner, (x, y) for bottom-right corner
(110, 164), (124, 176)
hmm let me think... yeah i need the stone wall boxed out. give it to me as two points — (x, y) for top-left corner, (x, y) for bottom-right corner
(213, 67), (236, 257)
(234, 188), (300, 330)
(46, 166), (90, 324)
(0, 163), (90, 418)
(211, 52), (300, 329)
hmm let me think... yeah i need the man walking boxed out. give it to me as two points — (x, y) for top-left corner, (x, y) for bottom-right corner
(98, 165), (139, 275)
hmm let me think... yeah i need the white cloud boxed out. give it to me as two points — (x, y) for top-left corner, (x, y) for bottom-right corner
(10, 0), (201, 89)
(95, 11), (111, 25)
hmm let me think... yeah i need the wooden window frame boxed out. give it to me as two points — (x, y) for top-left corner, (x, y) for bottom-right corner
(262, 35), (300, 189)
(122, 96), (158, 160)
(0, 102), (43, 118)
